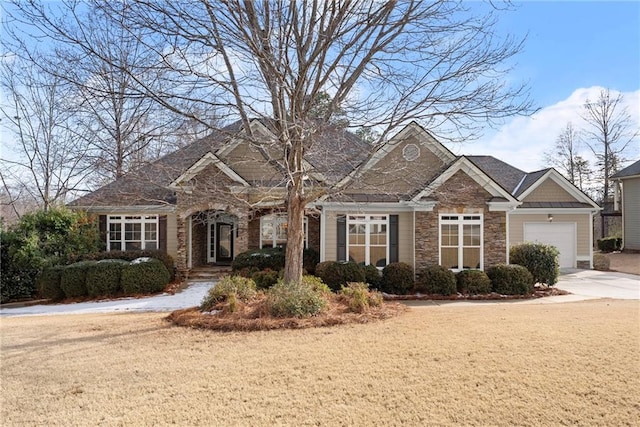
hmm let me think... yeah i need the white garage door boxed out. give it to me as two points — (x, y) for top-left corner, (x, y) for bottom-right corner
(523, 222), (576, 268)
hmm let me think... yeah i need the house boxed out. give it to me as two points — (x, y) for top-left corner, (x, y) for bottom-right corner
(69, 121), (600, 277)
(611, 160), (640, 251)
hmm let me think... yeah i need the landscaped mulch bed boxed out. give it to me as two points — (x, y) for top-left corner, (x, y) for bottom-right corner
(167, 294), (407, 332)
(383, 285), (569, 301)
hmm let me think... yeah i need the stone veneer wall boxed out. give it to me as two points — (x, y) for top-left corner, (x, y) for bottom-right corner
(414, 170), (507, 271)
(191, 221), (207, 267)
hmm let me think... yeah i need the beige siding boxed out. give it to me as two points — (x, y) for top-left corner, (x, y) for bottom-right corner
(622, 177), (640, 250)
(324, 211), (337, 261)
(348, 135), (447, 195)
(322, 210), (414, 268)
(166, 212), (178, 259)
(523, 179), (578, 202)
(223, 141), (282, 182)
(509, 213), (591, 256)
(397, 211), (414, 267)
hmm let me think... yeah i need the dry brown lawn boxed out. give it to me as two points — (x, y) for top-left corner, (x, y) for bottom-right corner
(1, 300), (639, 426)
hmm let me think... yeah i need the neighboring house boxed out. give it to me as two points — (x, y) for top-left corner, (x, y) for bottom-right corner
(611, 160), (640, 251)
(69, 121), (600, 277)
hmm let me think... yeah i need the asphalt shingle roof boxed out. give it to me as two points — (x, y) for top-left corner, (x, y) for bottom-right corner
(611, 159), (640, 179)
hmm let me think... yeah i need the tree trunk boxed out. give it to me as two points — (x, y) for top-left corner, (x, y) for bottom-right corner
(283, 183), (305, 284)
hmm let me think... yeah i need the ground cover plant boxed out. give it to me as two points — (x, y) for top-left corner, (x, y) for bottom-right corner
(2, 300), (638, 426)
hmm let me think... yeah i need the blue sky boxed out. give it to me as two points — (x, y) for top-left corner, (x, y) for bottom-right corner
(458, 1), (640, 171)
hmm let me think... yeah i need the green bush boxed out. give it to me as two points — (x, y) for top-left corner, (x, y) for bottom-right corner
(251, 269), (280, 290)
(232, 247), (286, 271)
(380, 262), (414, 295)
(303, 247), (320, 275)
(60, 261), (96, 298)
(362, 264), (382, 288)
(415, 265), (457, 295)
(36, 266), (66, 301)
(339, 282), (383, 313)
(1, 230), (41, 302)
(0, 207), (100, 303)
(456, 270), (491, 294)
(201, 275), (257, 311)
(487, 264), (534, 295)
(597, 236), (622, 253)
(232, 247), (320, 276)
(510, 242), (560, 286)
(121, 258), (170, 295)
(78, 250), (175, 281)
(593, 253), (610, 271)
(314, 261), (366, 292)
(300, 275), (331, 295)
(85, 259), (129, 297)
(266, 278), (328, 318)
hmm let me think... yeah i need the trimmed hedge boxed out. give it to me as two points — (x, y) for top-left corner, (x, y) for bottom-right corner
(597, 237), (622, 253)
(77, 250), (175, 281)
(36, 266), (66, 301)
(487, 264), (534, 295)
(232, 247), (319, 274)
(121, 258), (170, 295)
(415, 265), (457, 295)
(362, 264), (382, 288)
(86, 259), (129, 297)
(456, 270), (491, 295)
(380, 262), (414, 295)
(510, 242), (560, 286)
(314, 261), (366, 292)
(60, 261), (95, 298)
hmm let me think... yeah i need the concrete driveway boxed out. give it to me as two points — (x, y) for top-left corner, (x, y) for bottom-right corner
(556, 269), (640, 300)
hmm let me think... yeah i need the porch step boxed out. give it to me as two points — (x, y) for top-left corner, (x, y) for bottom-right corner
(186, 266), (233, 282)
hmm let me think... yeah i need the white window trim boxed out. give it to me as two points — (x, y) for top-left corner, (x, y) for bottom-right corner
(107, 215), (159, 251)
(260, 214), (308, 248)
(439, 214), (483, 271)
(346, 214), (389, 268)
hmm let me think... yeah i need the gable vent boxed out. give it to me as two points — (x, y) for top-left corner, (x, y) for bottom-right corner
(403, 143), (420, 161)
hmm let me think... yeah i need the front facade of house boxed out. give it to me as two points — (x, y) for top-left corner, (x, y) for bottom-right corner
(612, 160), (640, 251)
(70, 121), (600, 277)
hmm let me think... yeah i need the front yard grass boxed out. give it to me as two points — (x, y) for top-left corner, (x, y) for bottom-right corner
(1, 299), (638, 426)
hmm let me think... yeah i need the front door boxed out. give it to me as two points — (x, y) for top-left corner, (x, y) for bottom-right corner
(215, 223), (234, 263)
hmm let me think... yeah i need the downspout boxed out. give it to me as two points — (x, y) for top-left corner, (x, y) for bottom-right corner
(188, 215), (193, 269)
(319, 206), (325, 262)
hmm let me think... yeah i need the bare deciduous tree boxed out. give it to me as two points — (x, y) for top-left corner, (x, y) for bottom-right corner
(0, 57), (92, 212)
(581, 89), (638, 204)
(544, 122), (593, 193)
(8, 0), (533, 283)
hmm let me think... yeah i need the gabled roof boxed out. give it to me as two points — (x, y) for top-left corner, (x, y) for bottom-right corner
(170, 152), (250, 188)
(70, 119), (370, 207)
(411, 156), (519, 204)
(466, 156), (527, 194)
(611, 159), (640, 179)
(336, 121), (456, 190)
(516, 168), (600, 209)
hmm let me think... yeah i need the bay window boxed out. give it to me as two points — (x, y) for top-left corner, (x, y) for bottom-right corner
(108, 215), (158, 251)
(439, 214), (482, 271)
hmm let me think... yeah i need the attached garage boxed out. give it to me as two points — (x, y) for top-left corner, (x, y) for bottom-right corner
(523, 222), (577, 268)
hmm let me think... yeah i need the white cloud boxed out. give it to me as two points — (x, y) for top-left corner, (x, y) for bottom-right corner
(454, 87), (640, 172)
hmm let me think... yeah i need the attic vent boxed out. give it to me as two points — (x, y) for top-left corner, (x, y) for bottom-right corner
(403, 143), (420, 161)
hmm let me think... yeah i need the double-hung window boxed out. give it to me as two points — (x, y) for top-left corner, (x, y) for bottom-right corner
(108, 215), (158, 251)
(439, 214), (482, 271)
(260, 214), (307, 248)
(347, 215), (388, 267)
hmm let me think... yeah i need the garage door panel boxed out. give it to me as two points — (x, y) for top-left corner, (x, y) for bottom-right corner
(523, 223), (576, 268)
